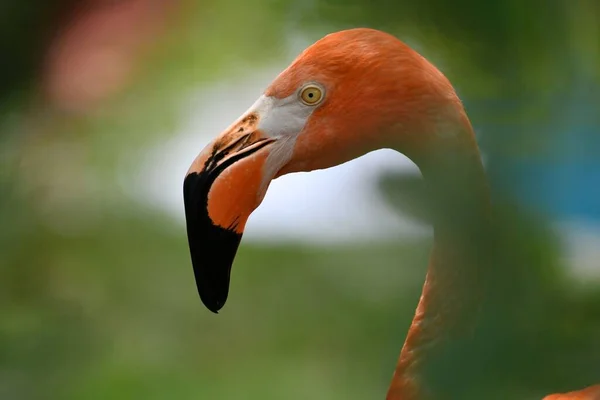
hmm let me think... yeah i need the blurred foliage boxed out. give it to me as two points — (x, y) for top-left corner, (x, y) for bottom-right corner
(1, 204), (430, 399)
(0, 0), (73, 111)
(1, 0), (599, 399)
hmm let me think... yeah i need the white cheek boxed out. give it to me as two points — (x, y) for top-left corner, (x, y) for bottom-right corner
(247, 94), (317, 194)
(251, 95), (314, 138)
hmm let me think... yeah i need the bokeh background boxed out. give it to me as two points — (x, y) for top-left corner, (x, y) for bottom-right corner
(1, 1), (599, 399)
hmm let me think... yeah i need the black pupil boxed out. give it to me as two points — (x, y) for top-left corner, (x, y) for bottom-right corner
(308, 92), (313, 98)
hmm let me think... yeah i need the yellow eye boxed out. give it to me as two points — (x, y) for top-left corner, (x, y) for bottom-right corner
(299, 85), (324, 105)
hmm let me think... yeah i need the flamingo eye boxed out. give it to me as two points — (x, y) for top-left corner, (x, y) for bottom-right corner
(299, 84), (324, 105)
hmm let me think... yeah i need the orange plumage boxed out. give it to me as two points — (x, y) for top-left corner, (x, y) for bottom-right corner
(543, 385), (600, 400)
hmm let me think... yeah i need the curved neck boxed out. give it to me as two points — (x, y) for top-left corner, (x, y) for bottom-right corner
(386, 122), (491, 400)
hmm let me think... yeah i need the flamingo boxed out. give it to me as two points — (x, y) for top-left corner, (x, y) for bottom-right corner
(182, 28), (599, 400)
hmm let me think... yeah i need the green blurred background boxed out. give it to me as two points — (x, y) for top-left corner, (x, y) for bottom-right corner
(1, 1), (599, 399)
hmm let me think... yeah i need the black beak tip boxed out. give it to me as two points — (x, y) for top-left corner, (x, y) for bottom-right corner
(197, 276), (229, 314)
(184, 172), (243, 315)
(202, 299), (222, 314)
(187, 230), (240, 314)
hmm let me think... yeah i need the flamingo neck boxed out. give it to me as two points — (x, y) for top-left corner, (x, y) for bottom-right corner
(386, 123), (491, 400)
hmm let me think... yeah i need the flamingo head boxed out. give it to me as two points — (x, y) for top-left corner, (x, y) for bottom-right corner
(183, 28), (470, 312)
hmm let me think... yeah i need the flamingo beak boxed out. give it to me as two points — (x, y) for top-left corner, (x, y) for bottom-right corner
(183, 117), (276, 313)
